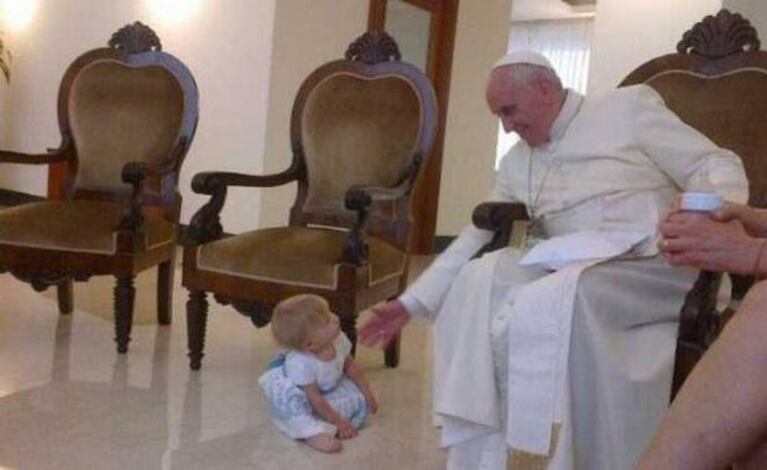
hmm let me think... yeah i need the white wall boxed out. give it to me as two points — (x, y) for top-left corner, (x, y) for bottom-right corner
(436, 0), (512, 235)
(0, 0), (140, 192)
(746, 0), (767, 39)
(723, 0), (752, 18)
(722, 0), (767, 42)
(588, 0), (723, 95)
(0, 0), (277, 234)
(257, 0), (368, 229)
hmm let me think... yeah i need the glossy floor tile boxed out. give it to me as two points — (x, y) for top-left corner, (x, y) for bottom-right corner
(0, 257), (445, 469)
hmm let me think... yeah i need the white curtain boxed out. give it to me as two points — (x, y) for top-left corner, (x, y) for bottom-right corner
(496, 18), (594, 166)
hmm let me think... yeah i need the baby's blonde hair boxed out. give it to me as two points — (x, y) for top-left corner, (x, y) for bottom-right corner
(271, 294), (330, 350)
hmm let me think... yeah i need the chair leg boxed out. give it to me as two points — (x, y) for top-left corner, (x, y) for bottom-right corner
(114, 276), (136, 354)
(384, 334), (401, 368)
(157, 254), (176, 325)
(187, 290), (208, 370)
(340, 313), (357, 357)
(57, 279), (74, 315)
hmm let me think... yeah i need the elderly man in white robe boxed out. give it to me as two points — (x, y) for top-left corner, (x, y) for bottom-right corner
(359, 50), (748, 470)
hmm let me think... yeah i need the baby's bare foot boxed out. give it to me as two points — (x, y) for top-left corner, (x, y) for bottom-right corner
(305, 433), (342, 453)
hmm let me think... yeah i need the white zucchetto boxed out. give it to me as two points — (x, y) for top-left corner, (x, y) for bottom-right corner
(493, 50), (554, 71)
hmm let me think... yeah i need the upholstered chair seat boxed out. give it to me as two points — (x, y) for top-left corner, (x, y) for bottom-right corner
(196, 227), (405, 290)
(0, 201), (174, 254)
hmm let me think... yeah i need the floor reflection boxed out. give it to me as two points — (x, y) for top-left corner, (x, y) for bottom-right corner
(0, 261), (445, 470)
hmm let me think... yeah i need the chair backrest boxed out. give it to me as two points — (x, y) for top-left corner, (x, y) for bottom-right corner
(56, 22), (198, 214)
(621, 9), (767, 202)
(289, 32), (437, 251)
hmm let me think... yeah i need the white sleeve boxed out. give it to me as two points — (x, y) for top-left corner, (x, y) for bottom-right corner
(633, 85), (749, 203)
(283, 352), (316, 386)
(400, 225), (494, 321)
(398, 150), (523, 321)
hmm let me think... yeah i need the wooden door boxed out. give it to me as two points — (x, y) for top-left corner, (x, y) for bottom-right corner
(368, 0), (459, 254)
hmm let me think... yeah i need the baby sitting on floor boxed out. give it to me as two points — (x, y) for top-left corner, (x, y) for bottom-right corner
(258, 294), (378, 453)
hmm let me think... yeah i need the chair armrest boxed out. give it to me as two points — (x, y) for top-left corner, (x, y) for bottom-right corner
(345, 181), (411, 207)
(191, 161), (301, 195)
(341, 180), (412, 266)
(184, 157), (303, 245)
(0, 138), (73, 165)
(116, 139), (190, 237)
(0, 150), (69, 165)
(472, 202), (529, 231)
(670, 270), (724, 397)
(471, 202), (529, 255)
(677, 270), (723, 347)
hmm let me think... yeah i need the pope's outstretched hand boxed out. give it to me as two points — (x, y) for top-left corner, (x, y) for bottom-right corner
(358, 300), (410, 348)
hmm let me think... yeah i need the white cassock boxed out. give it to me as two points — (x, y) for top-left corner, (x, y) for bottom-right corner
(399, 85), (749, 470)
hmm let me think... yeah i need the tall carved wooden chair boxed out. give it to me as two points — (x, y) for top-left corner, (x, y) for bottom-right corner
(621, 9), (767, 398)
(0, 22), (199, 353)
(473, 9), (766, 400)
(182, 32), (437, 370)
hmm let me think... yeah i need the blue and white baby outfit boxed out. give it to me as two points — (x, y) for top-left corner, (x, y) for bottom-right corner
(258, 333), (369, 439)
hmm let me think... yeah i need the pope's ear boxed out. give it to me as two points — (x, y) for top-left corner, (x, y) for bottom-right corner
(534, 76), (559, 102)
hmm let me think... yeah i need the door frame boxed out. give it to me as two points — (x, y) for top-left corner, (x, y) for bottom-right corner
(368, 0), (459, 254)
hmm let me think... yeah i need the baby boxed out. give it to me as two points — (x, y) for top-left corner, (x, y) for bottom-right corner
(258, 294), (378, 453)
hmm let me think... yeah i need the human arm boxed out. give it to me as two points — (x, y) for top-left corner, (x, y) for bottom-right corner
(300, 383), (357, 439)
(633, 85), (748, 204)
(712, 203), (767, 238)
(660, 211), (765, 275)
(357, 224), (494, 349)
(393, 154), (520, 319)
(359, 150), (521, 345)
(660, 202), (767, 276)
(343, 357), (378, 414)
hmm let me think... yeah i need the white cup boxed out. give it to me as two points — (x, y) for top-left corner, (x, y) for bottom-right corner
(680, 192), (723, 213)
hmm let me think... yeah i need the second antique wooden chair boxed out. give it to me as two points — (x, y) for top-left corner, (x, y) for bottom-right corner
(182, 32), (437, 370)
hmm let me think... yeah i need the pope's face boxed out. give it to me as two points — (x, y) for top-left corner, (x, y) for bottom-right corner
(486, 67), (554, 147)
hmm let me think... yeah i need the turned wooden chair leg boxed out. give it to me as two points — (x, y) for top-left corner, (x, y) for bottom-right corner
(187, 290), (208, 370)
(157, 252), (176, 325)
(385, 334), (401, 368)
(114, 275), (136, 353)
(57, 279), (74, 315)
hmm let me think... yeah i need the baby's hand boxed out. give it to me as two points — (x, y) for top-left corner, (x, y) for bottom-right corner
(365, 389), (379, 415)
(335, 418), (357, 439)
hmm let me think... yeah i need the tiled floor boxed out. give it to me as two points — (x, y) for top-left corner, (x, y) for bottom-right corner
(0, 256), (446, 469)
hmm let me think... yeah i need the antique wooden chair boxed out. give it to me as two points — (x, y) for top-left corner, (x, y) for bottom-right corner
(182, 32), (437, 370)
(0, 22), (199, 353)
(473, 9), (766, 400)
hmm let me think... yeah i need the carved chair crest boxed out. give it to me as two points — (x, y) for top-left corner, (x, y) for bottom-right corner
(677, 9), (760, 58)
(345, 31), (401, 64)
(108, 21), (163, 53)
